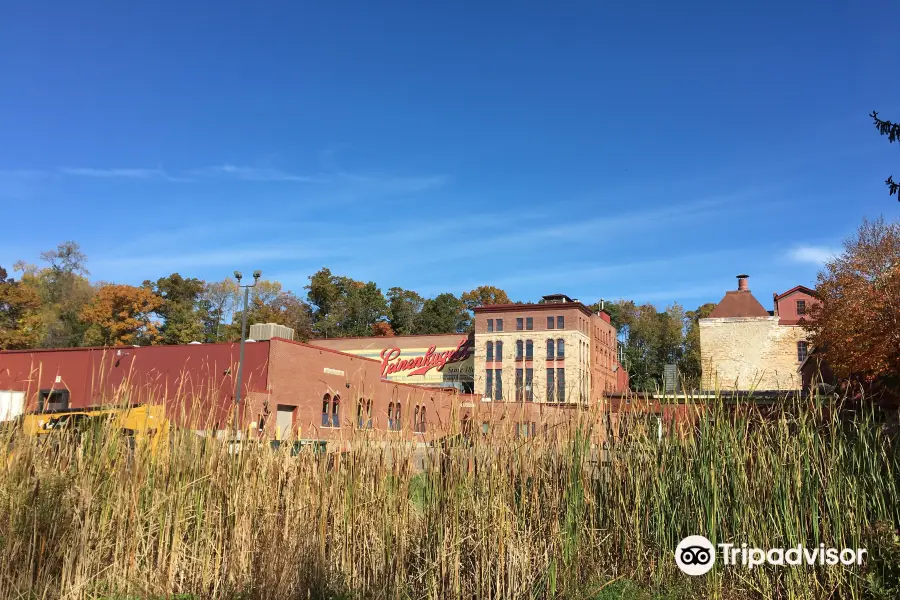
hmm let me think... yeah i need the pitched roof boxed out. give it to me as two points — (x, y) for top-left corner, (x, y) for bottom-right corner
(774, 285), (818, 300)
(708, 290), (770, 318)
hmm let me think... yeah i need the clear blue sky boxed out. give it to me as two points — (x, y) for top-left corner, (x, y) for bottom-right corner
(1, 0), (898, 310)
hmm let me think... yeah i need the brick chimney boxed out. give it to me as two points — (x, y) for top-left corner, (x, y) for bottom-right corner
(736, 274), (749, 292)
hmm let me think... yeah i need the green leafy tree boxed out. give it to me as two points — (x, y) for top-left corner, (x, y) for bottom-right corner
(418, 293), (470, 334)
(230, 281), (313, 341)
(387, 287), (424, 335)
(14, 241), (94, 347)
(679, 302), (717, 389)
(199, 278), (240, 342)
(0, 266), (44, 350)
(614, 300), (687, 392)
(870, 111), (900, 199)
(305, 268), (388, 337)
(148, 273), (206, 344)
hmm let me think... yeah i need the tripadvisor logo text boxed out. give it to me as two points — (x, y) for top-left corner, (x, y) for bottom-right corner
(675, 535), (867, 576)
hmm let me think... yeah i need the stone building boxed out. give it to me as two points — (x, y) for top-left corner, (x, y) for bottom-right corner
(700, 275), (819, 392)
(472, 294), (626, 405)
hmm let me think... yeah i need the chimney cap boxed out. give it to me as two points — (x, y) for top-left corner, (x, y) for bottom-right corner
(736, 274), (749, 279)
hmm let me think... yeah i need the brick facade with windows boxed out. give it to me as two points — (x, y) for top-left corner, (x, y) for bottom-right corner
(473, 294), (624, 406)
(0, 338), (449, 444)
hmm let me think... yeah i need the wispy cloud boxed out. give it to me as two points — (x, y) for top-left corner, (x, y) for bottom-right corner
(337, 172), (449, 193)
(59, 167), (170, 179)
(788, 245), (840, 265)
(189, 164), (324, 182)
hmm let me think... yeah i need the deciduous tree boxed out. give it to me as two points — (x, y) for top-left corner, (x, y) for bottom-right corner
(803, 217), (900, 388)
(460, 286), (511, 311)
(149, 273), (206, 344)
(387, 287), (424, 335)
(418, 293), (470, 334)
(371, 321), (395, 337)
(80, 284), (163, 346)
(15, 242), (94, 347)
(0, 266), (43, 350)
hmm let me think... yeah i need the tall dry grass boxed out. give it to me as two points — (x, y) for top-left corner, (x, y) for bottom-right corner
(0, 389), (898, 599)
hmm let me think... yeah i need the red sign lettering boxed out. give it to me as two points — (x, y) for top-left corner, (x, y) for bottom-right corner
(380, 338), (474, 378)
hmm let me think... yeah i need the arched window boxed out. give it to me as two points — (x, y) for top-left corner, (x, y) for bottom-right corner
(366, 399), (373, 429)
(557, 338), (565, 358)
(395, 402), (402, 430)
(322, 394), (331, 427)
(495, 341), (503, 362)
(525, 340), (533, 359)
(388, 402), (395, 430)
(486, 341), (493, 362)
(413, 405), (420, 433)
(516, 340), (524, 360)
(331, 394), (340, 428)
(357, 399), (365, 428)
(547, 339), (554, 359)
(419, 406), (427, 433)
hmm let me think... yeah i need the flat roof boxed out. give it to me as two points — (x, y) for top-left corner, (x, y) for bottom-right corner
(474, 302), (595, 318)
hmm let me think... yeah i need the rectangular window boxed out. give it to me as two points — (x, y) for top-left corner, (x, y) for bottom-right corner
(796, 300), (806, 315)
(496, 318), (504, 332)
(547, 316), (555, 329)
(486, 342), (493, 362)
(515, 368), (524, 401)
(482, 422), (489, 435)
(516, 317), (523, 331)
(487, 319), (493, 332)
(38, 389), (70, 412)
(797, 341), (809, 362)
(494, 368), (503, 400)
(526, 317), (533, 330)
(525, 368), (533, 401)
(496, 341), (503, 362)
(557, 368), (566, 402)
(525, 340), (533, 359)
(485, 369), (493, 398)
(557, 315), (564, 329)
(557, 338), (565, 359)
(546, 368), (555, 402)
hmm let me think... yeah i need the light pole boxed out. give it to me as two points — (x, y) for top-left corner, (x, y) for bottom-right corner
(233, 269), (261, 433)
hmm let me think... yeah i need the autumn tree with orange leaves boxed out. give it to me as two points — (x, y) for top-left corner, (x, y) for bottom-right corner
(80, 284), (164, 346)
(803, 217), (900, 389)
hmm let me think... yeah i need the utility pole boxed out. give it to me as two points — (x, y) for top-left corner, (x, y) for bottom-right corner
(233, 269), (261, 434)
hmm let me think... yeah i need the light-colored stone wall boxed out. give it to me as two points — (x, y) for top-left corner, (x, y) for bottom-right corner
(474, 329), (592, 404)
(699, 317), (809, 391)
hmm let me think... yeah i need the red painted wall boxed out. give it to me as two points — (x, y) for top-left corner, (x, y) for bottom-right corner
(260, 338), (452, 443)
(0, 342), (270, 428)
(775, 290), (820, 325)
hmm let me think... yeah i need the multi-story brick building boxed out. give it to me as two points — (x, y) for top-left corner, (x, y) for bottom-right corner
(700, 275), (819, 391)
(472, 294), (625, 405)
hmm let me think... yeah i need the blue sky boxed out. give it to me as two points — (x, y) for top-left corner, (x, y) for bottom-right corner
(1, 0), (898, 310)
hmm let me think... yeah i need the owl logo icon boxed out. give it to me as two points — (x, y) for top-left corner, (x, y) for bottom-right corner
(675, 535), (715, 575)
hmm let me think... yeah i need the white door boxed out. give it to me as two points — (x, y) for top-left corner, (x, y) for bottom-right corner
(276, 405), (294, 440)
(0, 391), (25, 422)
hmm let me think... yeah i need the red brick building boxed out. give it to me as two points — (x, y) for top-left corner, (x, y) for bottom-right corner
(472, 294), (626, 405)
(0, 338), (453, 442)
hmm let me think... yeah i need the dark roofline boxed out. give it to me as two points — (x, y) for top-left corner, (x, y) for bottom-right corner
(774, 285), (818, 300)
(0, 340), (266, 355)
(310, 332), (471, 343)
(474, 302), (595, 317)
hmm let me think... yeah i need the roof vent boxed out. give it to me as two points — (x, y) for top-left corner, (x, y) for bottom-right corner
(736, 274), (749, 292)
